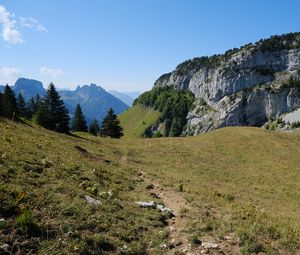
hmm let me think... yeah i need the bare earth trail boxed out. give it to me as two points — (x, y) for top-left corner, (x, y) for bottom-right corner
(141, 173), (242, 255)
(143, 173), (193, 254)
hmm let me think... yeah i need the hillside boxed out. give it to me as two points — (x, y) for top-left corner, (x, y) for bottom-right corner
(109, 91), (140, 106)
(118, 104), (161, 138)
(0, 119), (299, 254)
(153, 32), (300, 135)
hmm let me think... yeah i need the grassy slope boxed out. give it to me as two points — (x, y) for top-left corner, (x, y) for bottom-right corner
(118, 104), (161, 138)
(1, 120), (300, 254)
(0, 119), (167, 255)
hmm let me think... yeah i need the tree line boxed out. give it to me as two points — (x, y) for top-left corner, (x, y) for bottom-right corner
(0, 83), (123, 138)
(134, 86), (195, 137)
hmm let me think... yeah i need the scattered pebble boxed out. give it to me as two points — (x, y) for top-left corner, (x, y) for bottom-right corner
(201, 242), (219, 249)
(0, 243), (9, 251)
(84, 195), (101, 205)
(159, 243), (167, 249)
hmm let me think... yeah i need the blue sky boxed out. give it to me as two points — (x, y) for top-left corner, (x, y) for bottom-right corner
(0, 0), (300, 92)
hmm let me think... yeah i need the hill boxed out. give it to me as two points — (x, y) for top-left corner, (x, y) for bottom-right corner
(0, 119), (299, 254)
(118, 104), (161, 138)
(153, 32), (300, 135)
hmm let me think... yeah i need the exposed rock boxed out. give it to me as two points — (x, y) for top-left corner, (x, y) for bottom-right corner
(83, 195), (101, 205)
(153, 32), (300, 135)
(135, 201), (157, 208)
(135, 201), (175, 216)
(201, 242), (219, 249)
(0, 243), (9, 252)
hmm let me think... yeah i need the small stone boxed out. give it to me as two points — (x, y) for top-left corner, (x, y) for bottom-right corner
(201, 242), (219, 249)
(0, 243), (9, 251)
(84, 195), (101, 205)
(159, 243), (167, 249)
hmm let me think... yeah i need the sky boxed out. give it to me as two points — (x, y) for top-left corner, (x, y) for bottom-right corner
(0, 0), (300, 92)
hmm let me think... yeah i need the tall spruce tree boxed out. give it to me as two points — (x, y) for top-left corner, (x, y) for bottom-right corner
(17, 93), (29, 118)
(89, 119), (100, 136)
(1, 85), (18, 119)
(36, 83), (70, 133)
(100, 108), (123, 138)
(27, 94), (41, 118)
(71, 104), (87, 132)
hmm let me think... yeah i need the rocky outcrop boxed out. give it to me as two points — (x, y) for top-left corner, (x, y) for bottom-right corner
(154, 32), (300, 135)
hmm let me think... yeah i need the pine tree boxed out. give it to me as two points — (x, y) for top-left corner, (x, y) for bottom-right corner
(27, 94), (41, 118)
(17, 93), (29, 118)
(100, 108), (123, 138)
(1, 85), (18, 119)
(89, 119), (100, 135)
(35, 98), (50, 128)
(36, 83), (70, 133)
(71, 104), (88, 132)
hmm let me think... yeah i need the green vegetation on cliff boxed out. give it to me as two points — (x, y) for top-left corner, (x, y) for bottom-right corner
(134, 86), (195, 137)
(118, 104), (161, 138)
(168, 32), (300, 76)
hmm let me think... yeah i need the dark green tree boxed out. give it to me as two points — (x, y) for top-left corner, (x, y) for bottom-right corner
(27, 94), (41, 118)
(71, 104), (88, 132)
(89, 119), (100, 136)
(36, 83), (70, 133)
(17, 93), (29, 118)
(1, 85), (18, 119)
(100, 108), (123, 138)
(35, 98), (50, 128)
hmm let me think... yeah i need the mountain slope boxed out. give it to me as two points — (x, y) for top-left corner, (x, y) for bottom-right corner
(118, 104), (161, 138)
(14, 78), (46, 100)
(59, 84), (129, 124)
(0, 120), (299, 254)
(109, 90), (139, 106)
(154, 32), (300, 135)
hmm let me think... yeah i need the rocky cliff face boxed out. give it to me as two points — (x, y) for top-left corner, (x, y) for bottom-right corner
(154, 33), (300, 135)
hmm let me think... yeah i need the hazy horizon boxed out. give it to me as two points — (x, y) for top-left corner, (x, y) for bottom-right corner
(1, 0), (300, 91)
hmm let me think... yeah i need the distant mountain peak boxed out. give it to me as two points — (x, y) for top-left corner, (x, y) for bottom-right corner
(13, 78), (46, 100)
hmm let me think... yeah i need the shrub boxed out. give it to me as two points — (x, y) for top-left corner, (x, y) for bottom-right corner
(16, 209), (34, 227)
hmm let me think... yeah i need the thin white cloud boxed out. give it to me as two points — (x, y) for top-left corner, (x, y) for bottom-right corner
(40, 67), (63, 79)
(0, 66), (21, 77)
(0, 5), (23, 44)
(0, 66), (22, 84)
(20, 17), (47, 32)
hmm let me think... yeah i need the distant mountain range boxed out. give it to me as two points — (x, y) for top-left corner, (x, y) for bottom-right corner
(59, 84), (129, 124)
(108, 90), (140, 106)
(0, 78), (135, 124)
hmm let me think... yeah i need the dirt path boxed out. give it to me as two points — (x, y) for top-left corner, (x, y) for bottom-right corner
(142, 173), (242, 255)
(143, 174), (195, 255)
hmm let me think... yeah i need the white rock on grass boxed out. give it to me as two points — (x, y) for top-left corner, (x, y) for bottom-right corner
(84, 195), (101, 205)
